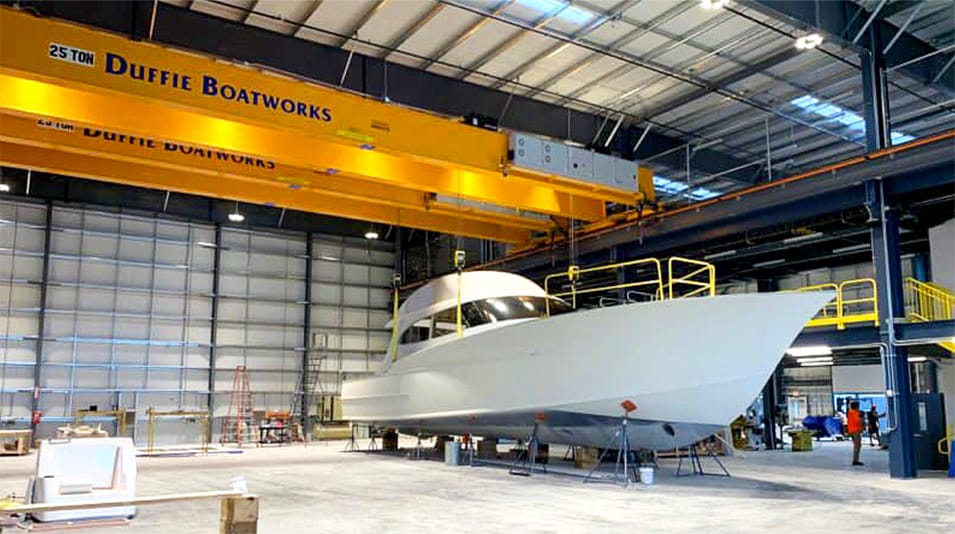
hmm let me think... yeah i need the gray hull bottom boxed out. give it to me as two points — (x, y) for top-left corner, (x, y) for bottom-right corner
(377, 410), (725, 451)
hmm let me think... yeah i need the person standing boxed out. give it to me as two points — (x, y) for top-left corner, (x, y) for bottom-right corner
(866, 405), (884, 446)
(847, 401), (864, 466)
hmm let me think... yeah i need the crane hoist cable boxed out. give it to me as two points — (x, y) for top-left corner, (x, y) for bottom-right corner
(568, 193), (579, 308)
(389, 278), (400, 363)
(455, 170), (464, 338)
(390, 211), (402, 363)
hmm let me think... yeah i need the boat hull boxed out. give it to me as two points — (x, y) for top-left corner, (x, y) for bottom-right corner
(342, 292), (831, 450)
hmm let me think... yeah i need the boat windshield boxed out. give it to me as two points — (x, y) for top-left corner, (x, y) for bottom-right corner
(400, 296), (572, 344)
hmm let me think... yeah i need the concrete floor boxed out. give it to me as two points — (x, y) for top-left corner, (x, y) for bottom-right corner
(1, 438), (952, 533)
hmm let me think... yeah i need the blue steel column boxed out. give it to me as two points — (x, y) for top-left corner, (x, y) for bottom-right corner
(206, 223), (221, 441)
(911, 253), (929, 282)
(300, 233), (313, 438)
(861, 24), (890, 152)
(861, 19), (915, 478)
(867, 179), (917, 478)
(611, 245), (626, 302)
(30, 200), (53, 440)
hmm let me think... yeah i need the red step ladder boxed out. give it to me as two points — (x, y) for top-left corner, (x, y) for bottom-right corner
(220, 365), (254, 447)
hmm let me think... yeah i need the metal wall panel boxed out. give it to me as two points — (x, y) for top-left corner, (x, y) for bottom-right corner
(35, 205), (215, 440)
(212, 228), (307, 421)
(2, 198), (394, 443)
(307, 234), (393, 404)
(0, 200), (47, 421)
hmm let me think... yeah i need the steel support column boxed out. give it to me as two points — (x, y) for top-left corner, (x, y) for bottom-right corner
(757, 278), (781, 450)
(866, 179), (916, 478)
(300, 233), (313, 438)
(30, 200), (53, 441)
(747, 0), (955, 96)
(206, 223), (222, 441)
(912, 252), (928, 282)
(611, 245), (626, 302)
(861, 25), (890, 152)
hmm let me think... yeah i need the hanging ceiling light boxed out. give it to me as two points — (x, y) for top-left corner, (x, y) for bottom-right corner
(228, 201), (245, 223)
(700, 0), (727, 9)
(787, 345), (832, 357)
(364, 226), (379, 240)
(795, 33), (824, 50)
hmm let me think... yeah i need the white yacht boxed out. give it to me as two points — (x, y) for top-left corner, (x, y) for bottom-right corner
(341, 270), (831, 451)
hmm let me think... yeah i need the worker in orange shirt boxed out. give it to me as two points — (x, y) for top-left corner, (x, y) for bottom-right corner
(847, 401), (864, 466)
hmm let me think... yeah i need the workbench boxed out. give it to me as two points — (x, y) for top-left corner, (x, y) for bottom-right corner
(257, 423), (289, 446)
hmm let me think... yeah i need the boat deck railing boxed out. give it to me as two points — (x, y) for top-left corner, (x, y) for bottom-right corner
(543, 256), (715, 315)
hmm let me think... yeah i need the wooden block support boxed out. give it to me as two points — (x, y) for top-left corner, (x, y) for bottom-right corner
(477, 439), (498, 459)
(220, 495), (258, 534)
(574, 446), (600, 470)
(0, 430), (31, 456)
(382, 430), (399, 451)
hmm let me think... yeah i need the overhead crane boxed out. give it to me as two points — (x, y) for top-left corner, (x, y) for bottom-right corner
(0, 7), (654, 244)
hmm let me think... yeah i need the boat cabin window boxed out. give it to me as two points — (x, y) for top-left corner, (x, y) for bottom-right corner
(431, 308), (459, 339)
(462, 296), (572, 326)
(400, 321), (431, 344)
(398, 296), (572, 345)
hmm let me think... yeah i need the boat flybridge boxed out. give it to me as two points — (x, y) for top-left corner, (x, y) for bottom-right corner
(341, 257), (832, 451)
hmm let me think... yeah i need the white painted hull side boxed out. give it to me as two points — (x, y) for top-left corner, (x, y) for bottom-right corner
(342, 292), (831, 450)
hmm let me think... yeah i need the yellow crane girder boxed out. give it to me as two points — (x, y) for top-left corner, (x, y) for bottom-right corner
(0, 7), (650, 242)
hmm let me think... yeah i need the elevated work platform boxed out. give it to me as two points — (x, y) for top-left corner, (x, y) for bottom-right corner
(794, 278), (955, 351)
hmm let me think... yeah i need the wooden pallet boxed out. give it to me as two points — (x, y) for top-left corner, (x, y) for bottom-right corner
(16, 517), (129, 531)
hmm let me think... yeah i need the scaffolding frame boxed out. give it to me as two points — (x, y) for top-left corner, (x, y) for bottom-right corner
(146, 407), (210, 453)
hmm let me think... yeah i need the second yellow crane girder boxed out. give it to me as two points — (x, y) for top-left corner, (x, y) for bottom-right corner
(0, 141), (535, 243)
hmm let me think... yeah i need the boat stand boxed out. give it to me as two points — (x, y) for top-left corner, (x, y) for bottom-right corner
(675, 442), (731, 478)
(509, 423), (544, 476)
(562, 445), (575, 463)
(366, 427), (379, 452)
(410, 432), (424, 461)
(583, 415), (638, 487)
(344, 424), (362, 452)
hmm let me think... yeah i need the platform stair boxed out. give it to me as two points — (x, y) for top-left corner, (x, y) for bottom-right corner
(290, 333), (334, 439)
(904, 278), (955, 353)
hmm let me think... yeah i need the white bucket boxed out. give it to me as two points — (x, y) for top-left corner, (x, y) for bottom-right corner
(444, 442), (460, 466)
(230, 475), (249, 494)
(639, 466), (655, 485)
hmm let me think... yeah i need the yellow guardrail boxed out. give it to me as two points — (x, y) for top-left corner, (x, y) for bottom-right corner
(906, 277), (955, 322)
(839, 278), (879, 328)
(667, 256), (717, 299)
(544, 257), (716, 316)
(798, 278), (878, 330)
(906, 278), (955, 353)
(939, 424), (954, 456)
(796, 283), (841, 327)
(544, 258), (664, 315)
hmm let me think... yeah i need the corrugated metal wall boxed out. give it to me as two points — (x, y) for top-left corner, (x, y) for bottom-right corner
(0, 198), (393, 445)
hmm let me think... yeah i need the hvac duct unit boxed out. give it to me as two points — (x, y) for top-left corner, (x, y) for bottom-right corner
(509, 132), (638, 193)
